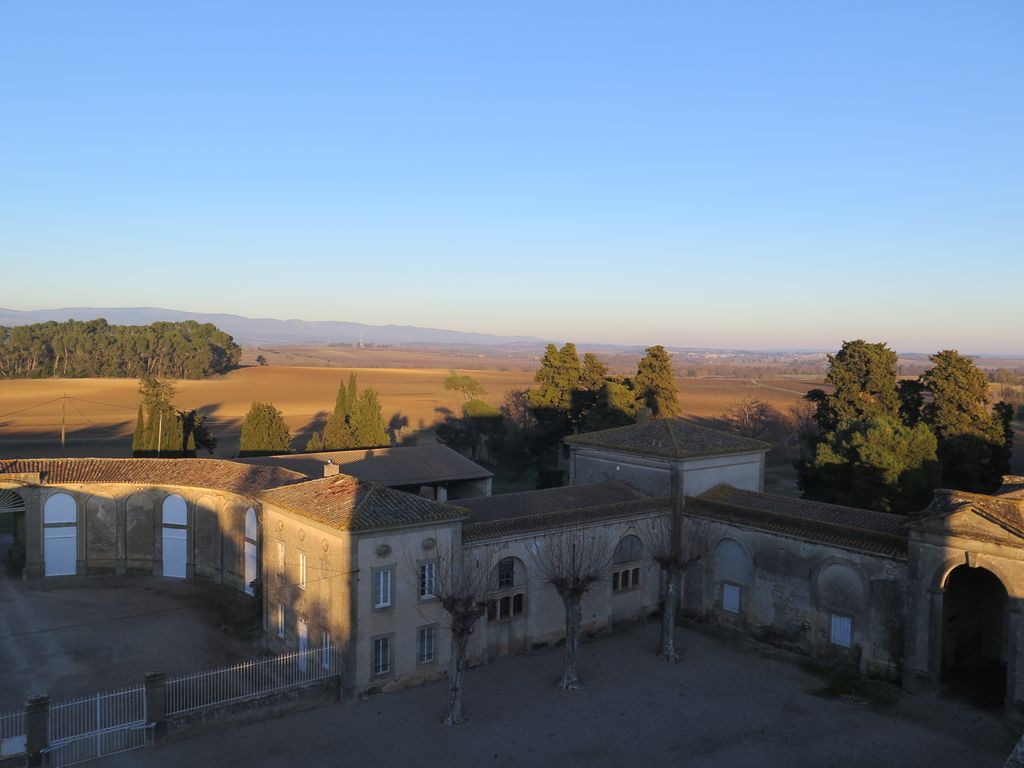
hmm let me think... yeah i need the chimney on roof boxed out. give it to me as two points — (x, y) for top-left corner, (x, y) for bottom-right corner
(323, 459), (340, 477)
(635, 407), (653, 426)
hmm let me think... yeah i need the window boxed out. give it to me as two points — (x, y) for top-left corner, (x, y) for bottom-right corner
(276, 541), (285, 578)
(489, 558), (524, 622)
(372, 635), (392, 677)
(830, 614), (852, 648)
(722, 583), (741, 614)
(419, 561), (437, 600)
(417, 625), (436, 665)
(497, 558), (514, 589)
(373, 568), (393, 609)
(276, 603), (285, 638)
(322, 632), (333, 670)
(613, 535), (643, 564)
(298, 551), (308, 590)
(612, 566), (642, 593)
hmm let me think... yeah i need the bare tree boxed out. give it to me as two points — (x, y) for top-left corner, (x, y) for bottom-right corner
(638, 473), (709, 661)
(721, 397), (781, 439)
(529, 527), (613, 689)
(413, 544), (491, 725)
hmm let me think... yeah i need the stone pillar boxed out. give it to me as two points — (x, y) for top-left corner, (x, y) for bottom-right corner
(144, 672), (168, 745)
(25, 695), (49, 768)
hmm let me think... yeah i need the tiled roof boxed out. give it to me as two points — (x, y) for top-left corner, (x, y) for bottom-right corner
(686, 485), (908, 558)
(564, 419), (771, 460)
(259, 474), (469, 532)
(233, 445), (492, 485)
(460, 482), (666, 542)
(0, 458), (305, 495)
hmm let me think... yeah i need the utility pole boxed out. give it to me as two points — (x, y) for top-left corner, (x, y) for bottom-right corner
(157, 411), (163, 458)
(60, 393), (66, 456)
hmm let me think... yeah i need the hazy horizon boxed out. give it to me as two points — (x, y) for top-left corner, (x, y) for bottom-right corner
(2, 2), (1021, 354)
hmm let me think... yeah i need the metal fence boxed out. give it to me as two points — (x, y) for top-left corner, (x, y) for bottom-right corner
(167, 644), (340, 715)
(46, 686), (147, 767)
(0, 709), (26, 758)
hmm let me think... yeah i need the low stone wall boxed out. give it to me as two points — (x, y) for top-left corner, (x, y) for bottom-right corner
(161, 677), (342, 742)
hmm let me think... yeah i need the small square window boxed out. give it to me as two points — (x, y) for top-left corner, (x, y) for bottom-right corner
(373, 635), (392, 677)
(417, 625), (436, 665)
(373, 568), (393, 609)
(722, 583), (741, 614)
(830, 614), (852, 648)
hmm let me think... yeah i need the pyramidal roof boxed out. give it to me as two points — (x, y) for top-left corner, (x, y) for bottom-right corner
(563, 419), (771, 460)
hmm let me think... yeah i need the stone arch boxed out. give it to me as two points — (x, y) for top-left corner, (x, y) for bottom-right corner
(161, 493), (188, 578)
(84, 493), (118, 562)
(43, 492), (77, 576)
(813, 559), (867, 615)
(612, 534), (643, 565)
(711, 537), (753, 617)
(0, 488), (27, 560)
(941, 564), (1009, 706)
(125, 492), (156, 561)
(193, 495), (221, 577)
(486, 555), (529, 656)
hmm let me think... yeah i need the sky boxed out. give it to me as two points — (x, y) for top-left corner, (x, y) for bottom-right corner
(1, 1), (1021, 353)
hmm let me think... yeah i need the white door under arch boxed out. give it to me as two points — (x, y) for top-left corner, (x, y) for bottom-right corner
(162, 495), (188, 579)
(43, 493), (77, 577)
(244, 507), (258, 596)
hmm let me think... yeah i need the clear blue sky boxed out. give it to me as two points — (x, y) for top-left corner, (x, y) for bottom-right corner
(1, 2), (1021, 353)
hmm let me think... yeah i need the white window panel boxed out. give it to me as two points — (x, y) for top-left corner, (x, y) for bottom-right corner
(831, 614), (852, 648)
(722, 583), (741, 614)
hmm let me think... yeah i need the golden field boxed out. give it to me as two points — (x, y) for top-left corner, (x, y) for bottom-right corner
(0, 363), (822, 460)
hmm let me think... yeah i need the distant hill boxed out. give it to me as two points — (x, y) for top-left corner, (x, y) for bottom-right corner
(0, 307), (543, 347)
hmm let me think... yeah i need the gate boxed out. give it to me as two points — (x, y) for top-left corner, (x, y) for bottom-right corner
(46, 686), (147, 767)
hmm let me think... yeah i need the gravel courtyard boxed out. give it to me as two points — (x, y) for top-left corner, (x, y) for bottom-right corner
(99, 622), (1017, 768)
(0, 570), (259, 711)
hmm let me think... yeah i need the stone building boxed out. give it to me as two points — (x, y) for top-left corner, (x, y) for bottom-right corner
(3, 420), (1023, 715)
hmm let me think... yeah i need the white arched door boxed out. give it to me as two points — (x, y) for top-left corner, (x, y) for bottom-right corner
(161, 495), (188, 578)
(43, 493), (77, 576)
(244, 507), (258, 596)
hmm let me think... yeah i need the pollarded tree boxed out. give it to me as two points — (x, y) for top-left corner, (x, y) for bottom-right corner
(421, 545), (492, 725)
(634, 345), (680, 418)
(239, 402), (291, 456)
(921, 350), (1013, 491)
(529, 527), (613, 689)
(638, 479), (709, 660)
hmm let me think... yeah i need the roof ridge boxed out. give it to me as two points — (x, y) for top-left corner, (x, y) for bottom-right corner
(665, 420), (683, 458)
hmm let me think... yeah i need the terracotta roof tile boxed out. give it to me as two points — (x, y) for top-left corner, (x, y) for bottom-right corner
(0, 458), (305, 496)
(687, 485), (908, 558)
(460, 482), (665, 542)
(233, 445), (492, 485)
(259, 474), (469, 532)
(564, 419), (771, 460)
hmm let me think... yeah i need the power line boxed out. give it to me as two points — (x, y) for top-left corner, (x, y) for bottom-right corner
(0, 397), (65, 419)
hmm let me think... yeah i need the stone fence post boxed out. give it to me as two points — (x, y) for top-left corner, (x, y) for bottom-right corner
(144, 672), (167, 746)
(25, 695), (48, 768)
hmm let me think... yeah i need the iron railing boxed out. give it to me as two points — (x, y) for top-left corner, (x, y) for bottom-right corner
(0, 709), (26, 758)
(46, 687), (146, 767)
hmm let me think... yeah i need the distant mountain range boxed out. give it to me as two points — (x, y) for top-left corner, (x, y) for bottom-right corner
(0, 307), (544, 347)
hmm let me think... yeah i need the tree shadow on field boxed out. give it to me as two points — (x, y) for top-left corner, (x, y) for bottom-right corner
(292, 409), (330, 452)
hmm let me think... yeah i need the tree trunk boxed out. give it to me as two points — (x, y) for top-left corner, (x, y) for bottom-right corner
(660, 565), (682, 661)
(559, 593), (583, 690)
(444, 632), (469, 725)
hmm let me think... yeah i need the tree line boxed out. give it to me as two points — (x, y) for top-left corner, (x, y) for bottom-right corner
(132, 377), (216, 458)
(438, 344), (680, 487)
(794, 341), (1014, 514)
(0, 319), (240, 379)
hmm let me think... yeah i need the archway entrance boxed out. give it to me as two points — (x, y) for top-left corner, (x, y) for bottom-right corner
(941, 565), (1007, 707)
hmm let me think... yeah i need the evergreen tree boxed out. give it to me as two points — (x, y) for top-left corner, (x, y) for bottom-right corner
(634, 345), (680, 418)
(239, 402), (291, 456)
(350, 388), (390, 447)
(807, 340), (899, 433)
(921, 350), (1013, 492)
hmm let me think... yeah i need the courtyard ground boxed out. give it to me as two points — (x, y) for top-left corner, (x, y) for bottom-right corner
(99, 622), (1017, 768)
(0, 567), (259, 712)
